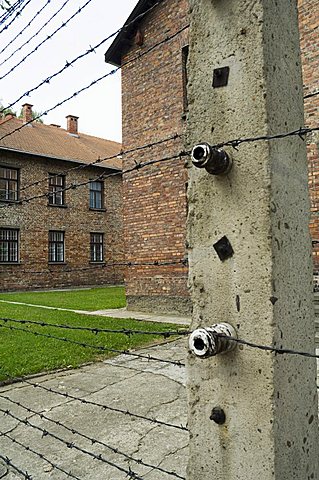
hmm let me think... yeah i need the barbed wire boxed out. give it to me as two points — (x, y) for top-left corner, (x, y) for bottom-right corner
(0, 0), (24, 24)
(0, 430), (82, 479)
(0, 318), (317, 360)
(0, 0), (70, 68)
(0, 258), (188, 276)
(0, 150), (188, 208)
(0, 1), (164, 111)
(0, 20), (188, 127)
(0, 316), (189, 337)
(0, 395), (186, 479)
(0, 0), (94, 81)
(0, 324), (186, 367)
(0, 368), (186, 429)
(304, 90), (319, 100)
(0, 0), (31, 35)
(212, 125), (319, 150)
(19, 132), (180, 193)
(0, 408), (145, 480)
(0, 0), (52, 59)
(0, 452), (32, 480)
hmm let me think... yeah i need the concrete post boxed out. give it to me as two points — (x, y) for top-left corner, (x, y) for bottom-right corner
(186, 1), (319, 479)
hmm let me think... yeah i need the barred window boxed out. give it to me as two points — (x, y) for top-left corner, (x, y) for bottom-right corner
(49, 231), (65, 263)
(48, 174), (65, 206)
(89, 181), (104, 209)
(0, 228), (19, 263)
(90, 233), (104, 262)
(0, 166), (19, 202)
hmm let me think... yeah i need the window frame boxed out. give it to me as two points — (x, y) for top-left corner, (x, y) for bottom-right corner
(90, 232), (104, 263)
(0, 228), (19, 263)
(89, 180), (104, 210)
(48, 173), (66, 207)
(48, 230), (65, 263)
(182, 44), (189, 115)
(0, 165), (19, 203)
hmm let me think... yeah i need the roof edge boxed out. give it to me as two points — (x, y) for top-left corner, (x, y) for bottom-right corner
(0, 146), (122, 172)
(105, 0), (159, 67)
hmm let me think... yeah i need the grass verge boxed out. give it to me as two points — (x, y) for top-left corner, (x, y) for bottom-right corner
(0, 302), (183, 382)
(0, 286), (126, 311)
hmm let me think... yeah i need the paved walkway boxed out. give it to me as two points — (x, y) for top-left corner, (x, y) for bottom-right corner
(0, 334), (188, 479)
(0, 300), (191, 325)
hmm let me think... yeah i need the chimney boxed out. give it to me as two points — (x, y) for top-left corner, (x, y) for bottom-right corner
(66, 115), (79, 136)
(22, 103), (33, 124)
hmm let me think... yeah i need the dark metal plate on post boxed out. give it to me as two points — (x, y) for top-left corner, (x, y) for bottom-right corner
(213, 236), (234, 261)
(212, 67), (230, 88)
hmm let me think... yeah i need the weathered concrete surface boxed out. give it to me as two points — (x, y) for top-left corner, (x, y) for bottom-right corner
(0, 340), (188, 479)
(186, 0), (319, 479)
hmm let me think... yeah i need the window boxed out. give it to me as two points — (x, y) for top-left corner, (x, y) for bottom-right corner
(0, 228), (19, 263)
(0, 166), (19, 202)
(90, 181), (104, 209)
(182, 45), (189, 113)
(49, 231), (65, 263)
(90, 233), (104, 262)
(48, 174), (65, 206)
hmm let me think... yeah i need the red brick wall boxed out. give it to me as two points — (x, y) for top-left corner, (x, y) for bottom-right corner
(121, 0), (190, 314)
(298, 0), (319, 269)
(0, 151), (124, 291)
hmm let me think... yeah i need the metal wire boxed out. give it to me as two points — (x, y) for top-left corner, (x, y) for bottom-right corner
(0, 316), (188, 337)
(0, 0), (94, 81)
(0, 395), (186, 479)
(0, 323), (186, 367)
(0, 452), (32, 479)
(0, 0), (31, 35)
(0, 1), (163, 109)
(0, 0), (70, 68)
(19, 132), (180, 193)
(0, 0), (52, 59)
(0, 150), (188, 208)
(0, 408), (145, 480)
(0, 430), (81, 479)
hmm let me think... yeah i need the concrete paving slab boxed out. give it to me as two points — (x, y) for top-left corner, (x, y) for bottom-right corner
(0, 339), (188, 479)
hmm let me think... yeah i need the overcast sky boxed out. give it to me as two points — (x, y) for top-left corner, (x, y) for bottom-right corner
(0, 0), (138, 143)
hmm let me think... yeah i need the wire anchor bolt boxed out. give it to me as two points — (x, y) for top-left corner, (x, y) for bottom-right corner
(191, 142), (232, 175)
(189, 323), (237, 357)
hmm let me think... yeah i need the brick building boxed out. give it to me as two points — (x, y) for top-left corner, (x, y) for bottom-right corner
(105, 0), (318, 314)
(0, 104), (123, 291)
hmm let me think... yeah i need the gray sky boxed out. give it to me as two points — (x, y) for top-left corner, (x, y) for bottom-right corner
(0, 0), (137, 143)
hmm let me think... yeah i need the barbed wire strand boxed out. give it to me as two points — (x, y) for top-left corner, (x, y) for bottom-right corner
(0, 0), (163, 107)
(0, 0), (94, 81)
(0, 0), (70, 68)
(0, 318), (317, 360)
(0, 323), (186, 367)
(0, 408), (145, 480)
(0, 259), (188, 277)
(0, 430), (81, 479)
(0, 0), (52, 59)
(0, 395), (185, 479)
(304, 90), (319, 100)
(19, 132), (180, 193)
(0, 316), (189, 337)
(0, 368), (187, 430)
(0, 452), (32, 480)
(0, 21), (188, 131)
(0, 150), (188, 208)
(0, 0), (24, 24)
(0, 0), (32, 35)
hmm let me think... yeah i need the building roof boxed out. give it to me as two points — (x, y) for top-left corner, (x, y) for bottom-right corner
(105, 0), (158, 67)
(0, 115), (122, 171)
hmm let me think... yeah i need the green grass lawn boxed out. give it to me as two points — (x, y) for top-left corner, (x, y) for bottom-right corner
(0, 286), (126, 311)
(0, 288), (183, 382)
